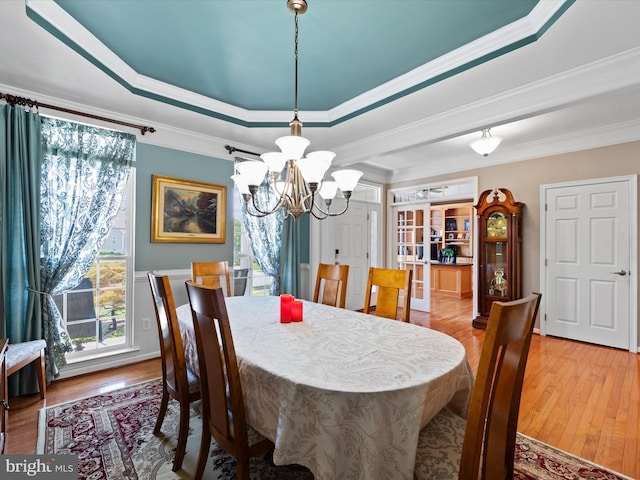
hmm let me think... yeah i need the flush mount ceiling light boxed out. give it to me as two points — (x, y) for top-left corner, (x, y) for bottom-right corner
(470, 129), (503, 157)
(231, 0), (362, 220)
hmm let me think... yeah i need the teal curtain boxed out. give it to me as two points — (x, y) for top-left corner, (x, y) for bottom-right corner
(0, 104), (43, 395)
(39, 118), (135, 378)
(280, 217), (300, 296)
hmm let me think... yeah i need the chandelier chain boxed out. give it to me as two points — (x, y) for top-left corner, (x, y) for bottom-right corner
(293, 11), (299, 121)
(230, 0), (362, 221)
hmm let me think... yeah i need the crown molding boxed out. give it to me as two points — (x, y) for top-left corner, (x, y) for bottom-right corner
(0, 82), (254, 162)
(25, 0), (572, 127)
(334, 45), (640, 167)
(388, 118), (640, 183)
(328, 1), (572, 123)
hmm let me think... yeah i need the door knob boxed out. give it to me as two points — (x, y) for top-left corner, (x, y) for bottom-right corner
(611, 270), (628, 276)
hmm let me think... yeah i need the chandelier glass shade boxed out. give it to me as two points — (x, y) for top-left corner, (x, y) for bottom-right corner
(470, 128), (503, 156)
(231, 0), (362, 220)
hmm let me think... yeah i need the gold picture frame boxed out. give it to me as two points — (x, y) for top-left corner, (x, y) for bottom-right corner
(151, 175), (226, 243)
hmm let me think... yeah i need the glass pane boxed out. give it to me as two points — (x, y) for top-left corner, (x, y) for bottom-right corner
(352, 183), (381, 203)
(62, 175), (132, 357)
(414, 264), (424, 300)
(485, 241), (509, 298)
(486, 211), (507, 238)
(428, 188), (443, 200)
(93, 260), (126, 287)
(370, 209), (378, 268)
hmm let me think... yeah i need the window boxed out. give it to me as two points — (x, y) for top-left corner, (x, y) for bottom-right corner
(390, 179), (475, 204)
(351, 182), (381, 203)
(54, 173), (135, 357)
(233, 193), (274, 296)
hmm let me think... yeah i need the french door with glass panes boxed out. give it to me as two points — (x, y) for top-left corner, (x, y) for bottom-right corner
(393, 204), (430, 311)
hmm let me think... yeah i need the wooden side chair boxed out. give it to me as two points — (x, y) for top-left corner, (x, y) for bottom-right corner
(233, 268), (250, 296)
(313, 263), (349, 308)
(185, 281), (273, 480)
(147, 272), (200, 472)
(6, 339), (47, 399)
(191, 261), (232, 296)
(363, 267), (413, 322)
(414, 292), (542, 480)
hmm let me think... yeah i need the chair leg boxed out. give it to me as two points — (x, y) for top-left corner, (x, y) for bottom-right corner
(172, 400), (190, 472)
(193, 426), (212, 480)
(237, 456), (250, 480)
(154, 388), (169, 434)
(36, 351), (46, 399)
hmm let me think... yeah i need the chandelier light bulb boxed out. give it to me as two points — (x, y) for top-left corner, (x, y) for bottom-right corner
(332, 169), (363, 192)
(235, 160), (268, 187)
(260, 152), (288, 173)
(318, 181), (338, 200)
(275, 135), (310, 161)
(231, 174), (250, 195)
(296, 156), (331, 184)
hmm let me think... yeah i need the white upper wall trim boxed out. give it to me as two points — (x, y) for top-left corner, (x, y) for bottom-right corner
(26, 0), (570, 126)
(334, 46), (640, 166)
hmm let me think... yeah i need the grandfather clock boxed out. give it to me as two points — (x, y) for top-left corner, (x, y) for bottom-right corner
(473, 188), (524, 329)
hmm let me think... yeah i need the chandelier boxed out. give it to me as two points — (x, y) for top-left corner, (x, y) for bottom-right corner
(231, 0), (362, 220)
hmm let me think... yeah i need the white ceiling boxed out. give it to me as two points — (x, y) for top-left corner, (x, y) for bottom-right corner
(1, 0), (640, 185)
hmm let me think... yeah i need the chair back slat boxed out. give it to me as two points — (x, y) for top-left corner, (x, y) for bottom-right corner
(313, 263), (349, 308)
(363, 267), (413, 322)
(191, 261), (232, 296)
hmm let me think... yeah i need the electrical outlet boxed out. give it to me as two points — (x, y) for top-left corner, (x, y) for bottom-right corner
(142, 318), (152, 331)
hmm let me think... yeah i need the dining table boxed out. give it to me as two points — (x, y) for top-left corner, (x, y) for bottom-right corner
(176, 295), (474, 480)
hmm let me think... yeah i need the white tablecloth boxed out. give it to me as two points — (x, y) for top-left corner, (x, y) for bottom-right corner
(176, 296), (473, 480)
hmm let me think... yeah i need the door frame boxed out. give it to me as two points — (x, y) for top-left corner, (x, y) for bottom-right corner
(539, 175), (638, 352)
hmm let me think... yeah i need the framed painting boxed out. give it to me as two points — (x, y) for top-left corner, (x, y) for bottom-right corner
(151, 175), (226, 243)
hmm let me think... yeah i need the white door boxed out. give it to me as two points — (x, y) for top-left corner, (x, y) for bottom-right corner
(311, 200), (379, 311)
(542, 176), (636, 350)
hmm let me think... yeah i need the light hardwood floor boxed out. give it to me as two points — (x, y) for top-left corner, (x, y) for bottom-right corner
(6, 294), (639, 478)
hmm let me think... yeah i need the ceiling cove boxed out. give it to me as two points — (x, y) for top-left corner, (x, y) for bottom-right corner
(27, 0), (573, 128)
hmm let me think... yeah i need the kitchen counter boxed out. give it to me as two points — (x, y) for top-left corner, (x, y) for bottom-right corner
(430, 263), (472, 298)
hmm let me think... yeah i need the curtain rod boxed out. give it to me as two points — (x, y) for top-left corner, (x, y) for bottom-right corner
(1, 92), (156, 135)
(225, 145), (262, 157)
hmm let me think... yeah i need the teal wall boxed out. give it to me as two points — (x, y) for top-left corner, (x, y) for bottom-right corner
(135, 143), (234, 271)
(134, 142), (309, 270)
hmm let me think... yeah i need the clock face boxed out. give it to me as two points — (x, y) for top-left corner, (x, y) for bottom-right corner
(487, 211), (507, 238)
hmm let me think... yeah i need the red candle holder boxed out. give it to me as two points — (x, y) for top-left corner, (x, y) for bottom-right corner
(291, 300), (303, 322)
(280, 294), (293, 323)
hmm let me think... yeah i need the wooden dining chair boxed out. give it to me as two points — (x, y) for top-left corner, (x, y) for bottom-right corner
(414, 292), (542, 480)
(191, 261), (232, 296)
(363, 267), (413, 322)
(147, 272), (201, 472)
(313, 263), (349, 308)
(185, 281), (273, 480)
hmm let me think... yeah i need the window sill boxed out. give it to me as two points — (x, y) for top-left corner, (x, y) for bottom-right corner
(65, 346), (140, 365)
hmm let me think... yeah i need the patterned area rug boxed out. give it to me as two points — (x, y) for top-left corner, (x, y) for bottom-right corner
(37, 379), (632, 480)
